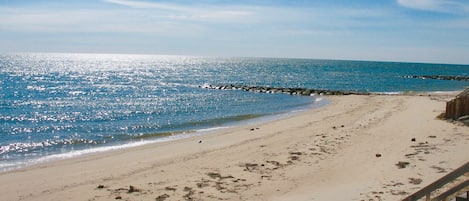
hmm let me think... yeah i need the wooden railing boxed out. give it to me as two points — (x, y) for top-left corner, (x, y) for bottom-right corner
(432, 179), (469, 201)
(402, 162), (469, 201)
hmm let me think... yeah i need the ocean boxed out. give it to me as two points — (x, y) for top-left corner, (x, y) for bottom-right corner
(1, 53), (468, 172)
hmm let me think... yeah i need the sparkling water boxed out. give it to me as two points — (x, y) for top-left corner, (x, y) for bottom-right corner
(1, 53), (468, 171)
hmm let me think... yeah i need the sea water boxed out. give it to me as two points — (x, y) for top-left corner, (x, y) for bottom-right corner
(1, 53), (468, 172)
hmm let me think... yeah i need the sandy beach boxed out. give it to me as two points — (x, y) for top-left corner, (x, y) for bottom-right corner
(1, 94), (468, 201)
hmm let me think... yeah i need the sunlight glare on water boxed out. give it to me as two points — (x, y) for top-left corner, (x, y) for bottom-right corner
(1, 52), (468, 172)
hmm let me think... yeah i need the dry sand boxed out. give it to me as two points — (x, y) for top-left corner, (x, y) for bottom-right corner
(0, 94), (468, 201)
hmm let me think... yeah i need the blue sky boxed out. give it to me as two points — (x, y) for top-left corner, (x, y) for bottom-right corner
(1, 0), (468, 64)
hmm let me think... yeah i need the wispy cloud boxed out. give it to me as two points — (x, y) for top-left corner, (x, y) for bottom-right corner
(1, 0), (468, 63)
(103, 0), (255, 23)
(0, 0), (398, 35)
(103, 0), (194, 12)
(0, 8), (192, 35)
(0, 1), (255, 34)
(397, 0), (469, 14)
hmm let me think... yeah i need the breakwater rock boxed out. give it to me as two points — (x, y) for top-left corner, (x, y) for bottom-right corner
(200, 85), (371, 96)
(402, 75), (469, 82)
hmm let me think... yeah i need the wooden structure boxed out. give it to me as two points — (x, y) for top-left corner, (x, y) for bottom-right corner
(446, 88), (469, 120)
(402, 162), (469, 201)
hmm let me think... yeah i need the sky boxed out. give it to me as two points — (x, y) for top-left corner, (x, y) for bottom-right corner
(0, 0), (469, 64)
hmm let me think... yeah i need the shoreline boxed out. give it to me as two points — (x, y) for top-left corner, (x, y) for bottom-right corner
(0, 89), (450, 173)
(1, 93), (468, 201)
(0, 96), (327, 173)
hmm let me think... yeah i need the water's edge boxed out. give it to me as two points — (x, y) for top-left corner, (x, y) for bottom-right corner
(0, 96), (328, 173)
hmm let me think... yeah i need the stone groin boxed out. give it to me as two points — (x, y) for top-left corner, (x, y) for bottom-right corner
(200, 85), (371, 96)
(402, 75), (469, 82)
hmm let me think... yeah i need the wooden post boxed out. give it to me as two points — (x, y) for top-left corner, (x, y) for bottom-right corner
(455, 98), (461, 118)
(464, 96), (469, 116)
(445, 100), (453, 119)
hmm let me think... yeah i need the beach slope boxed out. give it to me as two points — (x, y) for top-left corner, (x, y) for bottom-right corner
(0, 94), (468, 201)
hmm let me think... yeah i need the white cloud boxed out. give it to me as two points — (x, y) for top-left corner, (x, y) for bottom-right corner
(0, 4), (254, 35)
(0, 8), (190, 35)
(103, 0), (256, 23)
(0, 0), (396, 35)
(397, 0), (469, 14)
(2, 0), (468, 63)
(103, 0), (194, 12)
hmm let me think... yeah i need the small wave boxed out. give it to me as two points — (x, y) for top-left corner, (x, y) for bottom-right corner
(196, 126), (230, 133)
(427, 90), (463, 95)
(200, 83), (212, 89)
(0, 162), (20, 172)
(376, 92), (402, 95)
(198, 114), (265, 125)
(0, 138), (101, 155)
(33, 140), (162, 162)
(0, 134), (192, 172)
(128, 130), (191, 140)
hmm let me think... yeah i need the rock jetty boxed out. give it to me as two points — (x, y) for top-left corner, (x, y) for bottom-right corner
(200, 85), (371, 96)
(402, 75), (469, 82)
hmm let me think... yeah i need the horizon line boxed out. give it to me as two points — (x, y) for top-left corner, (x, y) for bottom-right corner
(1, 51), (468, 66)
